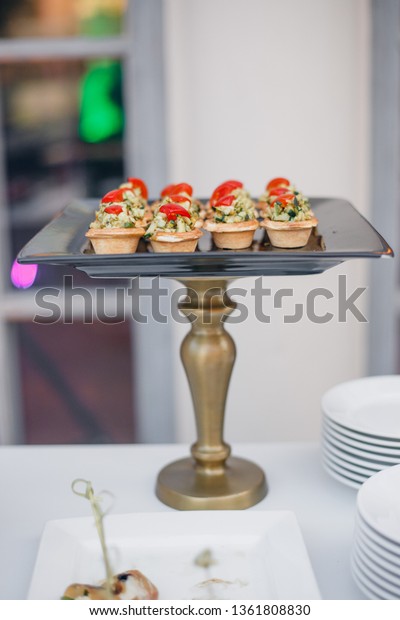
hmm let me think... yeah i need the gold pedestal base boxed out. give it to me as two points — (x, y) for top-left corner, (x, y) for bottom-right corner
(156, 456), (267, 510)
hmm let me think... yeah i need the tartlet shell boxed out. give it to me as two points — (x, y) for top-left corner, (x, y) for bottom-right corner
(149, 228), (202, 253)
(86, 226), (145, 254)
(260, 217), (318, 248)
(203, 219), (258, 250)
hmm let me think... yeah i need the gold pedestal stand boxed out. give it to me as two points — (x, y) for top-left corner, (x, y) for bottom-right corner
(156, 279), (267, 510)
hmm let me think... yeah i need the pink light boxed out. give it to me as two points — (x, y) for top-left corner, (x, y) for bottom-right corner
(11, 260), (38, 289)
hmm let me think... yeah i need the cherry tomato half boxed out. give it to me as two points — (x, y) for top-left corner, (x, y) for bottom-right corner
(216, 179), (243, 191)
(102, 188), (127, 203)
(159, 203), (191, 221)
(160, 183), (176, 197)
(215, 194), (236, 207)
(270, 193), (295, 207)
(210, 181), (243, 207)
(268, 186), (289, 197)
(172, 183), (193, 197)
(127, 177), (148, 200)
(104, 206), (123, 215)
(266, 177), (290, 192)
(211, 180), (242, 198)
(168, 193), (192, 204)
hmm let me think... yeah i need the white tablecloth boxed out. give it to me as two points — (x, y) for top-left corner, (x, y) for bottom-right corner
(0, 442), (364, 600)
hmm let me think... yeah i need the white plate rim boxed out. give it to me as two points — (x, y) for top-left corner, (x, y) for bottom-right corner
(322, 376), (400, 440)
(322, 453), (368, 481)
(322, 442), (382, 474)
(351, 553), (396, 599)
(323, 415), (400, 447)
(350, 565), (383, 600)
(355, 528), (400, 573)
(322, 436), (391, 469)
(28, 510), (321, 601)
(356, 512), (400, 554)
(357, 466), (400, 546)
(321, 457), (364, 488)
(353, 540), (400, 589)
(357, 511), (400, 556)
(352, 545), (400, 596)
(322, 445), (380, 477)
(322, 420), (400, 459)
(350, 554), (385, 600)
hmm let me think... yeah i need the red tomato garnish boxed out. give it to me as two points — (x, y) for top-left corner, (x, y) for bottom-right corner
(211, 180), (242, 197)
(266, 177), (290, 192)
(172, 183), (193, 196)
(270, 193), (295, 207)
(215, 194), (236, 207)
(159, 203), (191, 221)
(102, 188), (126, 203)
(160, 183), (176, 197)
(168, 193), (192, 204)
(219, 179), (242, 188)
(161, 182), (193, 198)
(268, 186), (289, 197)
(127, 177), (148, 200)
(210, 181), (243, 207)
(104, 206), (123, 215)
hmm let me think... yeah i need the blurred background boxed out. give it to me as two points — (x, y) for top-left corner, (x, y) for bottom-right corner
(0, 0), (397, 447)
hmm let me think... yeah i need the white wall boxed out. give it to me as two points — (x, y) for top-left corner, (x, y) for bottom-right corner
(162, 0), (371, 442)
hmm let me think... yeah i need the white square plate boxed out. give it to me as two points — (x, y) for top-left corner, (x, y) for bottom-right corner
(28, 511), (320, 600)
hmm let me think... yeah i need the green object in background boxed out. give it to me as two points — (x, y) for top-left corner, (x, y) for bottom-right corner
(80, 12), (122, 38)
(79, 61), (124, 143)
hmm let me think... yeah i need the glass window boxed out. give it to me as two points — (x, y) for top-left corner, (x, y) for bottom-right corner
(17, 320), (135, 444)
(0, 0), (163, 448)
(0, 0), (126, 38)
(1, 58), (125, 287)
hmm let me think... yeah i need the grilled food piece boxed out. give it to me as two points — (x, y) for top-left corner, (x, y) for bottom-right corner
(62, 570), (158, 600)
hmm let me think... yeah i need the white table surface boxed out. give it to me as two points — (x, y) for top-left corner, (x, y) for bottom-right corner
(0, 441), (365, 600)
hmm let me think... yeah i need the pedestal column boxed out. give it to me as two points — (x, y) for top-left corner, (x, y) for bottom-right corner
(156, 279), (267, 510)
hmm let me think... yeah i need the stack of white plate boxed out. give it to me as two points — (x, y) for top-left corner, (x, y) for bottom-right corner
(352, 464), (400, 599)
(321, 376), (400, 489)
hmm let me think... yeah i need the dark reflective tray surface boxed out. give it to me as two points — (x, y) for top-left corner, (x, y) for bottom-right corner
(17, 198), (393, 278)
